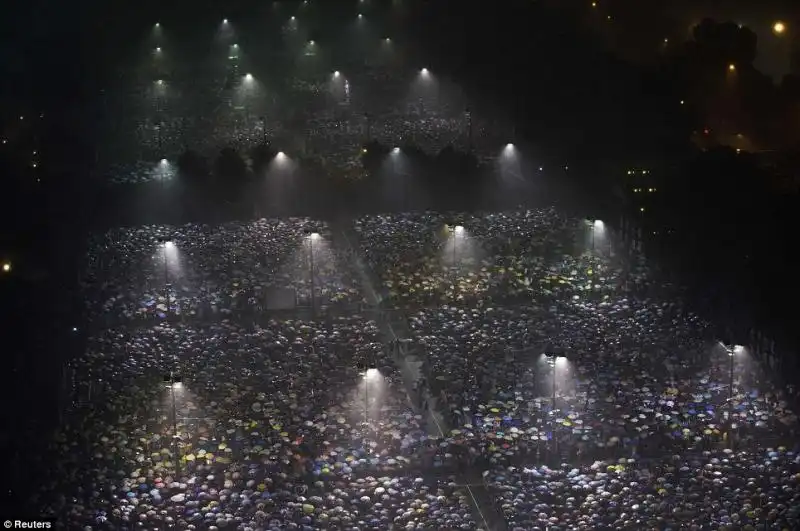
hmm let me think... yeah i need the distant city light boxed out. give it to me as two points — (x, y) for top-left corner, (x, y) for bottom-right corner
(2, 263), (10, 273)
(773, 21), (786, 35)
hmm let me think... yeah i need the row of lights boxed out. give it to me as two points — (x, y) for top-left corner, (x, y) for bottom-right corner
(632, 187), (656, 193)
(626, 169), (649, 175)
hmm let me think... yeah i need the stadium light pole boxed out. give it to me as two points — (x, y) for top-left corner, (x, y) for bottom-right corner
(163, 371), (182, 477)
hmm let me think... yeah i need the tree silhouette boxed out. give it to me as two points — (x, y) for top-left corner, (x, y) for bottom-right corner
(176, 149), (210, 187)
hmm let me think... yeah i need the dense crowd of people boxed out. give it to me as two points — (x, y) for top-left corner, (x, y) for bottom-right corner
(354, 209), (800, 529)
(38, 318), (483, 529)
(81, 218), (363, 326)
(100, 19), (513, 186)
(30, 207), (800, 530)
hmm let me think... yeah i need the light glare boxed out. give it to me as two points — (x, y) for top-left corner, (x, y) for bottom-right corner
(364, 368), (379, 379)
(2, 262), (10, 273)
(164, 241), (174, 248)
(774, 21), (786, 34)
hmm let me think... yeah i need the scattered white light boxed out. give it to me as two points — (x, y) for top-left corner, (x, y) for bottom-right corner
(385, 37), (391, 42)
(155, 22), (160, 28)
(454, 225), (464, 234)
(276, 151), (286, 160)
(33, 150), (37, 155)
(1, 139), (6, 144)
(420, 68), (429, 75)
(245, 73), (253, 81)
(32, 163), (37, 168)
(392, 147), (400, 153)
(19, 116), (23, 120)
(358, 13), (363, 18)
(308, 40), (315, 45)
(505, 143), (514, 149)
(364, 368), (380, 380)
(291, 16), (296, 20)
(164, 241), (175, 248)
(333, 70), (340, 77)
(233, 43), (239, 48)
(160, 158), (168, 165)
(593, 219), (604, 229)
(172, 381), (183, 389)
(223, 18), (228, 24)
(156, 79), (163, 85)
(2, 262), (10, 273)
(309, 232), (320, 240)
(155, 47), (161, 53)
(774, 21), (786, 35)
(539, 166), (543, 171)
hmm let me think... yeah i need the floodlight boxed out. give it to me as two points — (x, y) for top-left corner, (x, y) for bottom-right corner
(593, 219), (604, 229)
(245, 73), (253, 80)
(164, 241), (174, 248)
(365, 368), (379, 379)
(333, 70), (340, 77)
(454, 225), (464, 234)
(420, 68), (429, 75)
(276, 151), (286, 159)
(160, 158), (168, 164)
(505, 143), (514, 149)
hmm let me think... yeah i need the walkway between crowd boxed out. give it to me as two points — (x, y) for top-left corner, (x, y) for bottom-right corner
(338, 223), (507, 531)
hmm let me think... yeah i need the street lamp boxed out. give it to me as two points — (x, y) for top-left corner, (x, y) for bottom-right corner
(2, 262), (10, 273)
(159, 238), (173, 315)
(304, 229), (320, 314)
(773, 21), (786, 35)
(545, 353), (566, 461)
(163, 371), (183, 477)
(359, 363), (379, 446)
(721, 342), (744, 446)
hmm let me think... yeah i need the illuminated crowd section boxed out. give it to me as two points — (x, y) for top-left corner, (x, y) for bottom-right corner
(28, 207), (796, 530)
